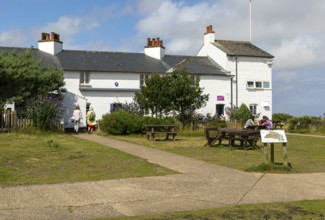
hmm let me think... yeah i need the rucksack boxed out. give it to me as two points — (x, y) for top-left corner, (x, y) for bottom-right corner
(89, 111), (96, 121)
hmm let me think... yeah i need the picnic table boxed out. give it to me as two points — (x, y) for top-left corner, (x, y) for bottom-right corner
(145, 124), (178, 141)
(272, 120), (284, 129)
(205, 127), (260, 150)
(246, 125), (266, 130)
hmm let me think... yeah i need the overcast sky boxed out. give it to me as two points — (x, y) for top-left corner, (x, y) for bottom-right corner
(1, 0), (324, 117)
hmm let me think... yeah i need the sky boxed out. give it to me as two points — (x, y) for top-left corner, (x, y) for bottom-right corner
(1, 0), (324, 117)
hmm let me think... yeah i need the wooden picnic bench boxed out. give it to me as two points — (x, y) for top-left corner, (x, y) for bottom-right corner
(205, 127), (260, 150)
(145, 124), (178, 141)
(272, 120), (284, 129)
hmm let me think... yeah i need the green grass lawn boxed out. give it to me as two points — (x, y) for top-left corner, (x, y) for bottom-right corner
(110, 130), (325, 173)
(0, 132), (176, 186)
(102, 199), (325, 220)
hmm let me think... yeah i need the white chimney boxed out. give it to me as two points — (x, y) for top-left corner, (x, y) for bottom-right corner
(204, 25), (215, 44)
(38, 32), (63, 55)
(144, 37), (165, 60)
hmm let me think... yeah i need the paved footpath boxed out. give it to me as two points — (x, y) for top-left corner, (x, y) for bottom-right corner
(1, 134), (324, 220)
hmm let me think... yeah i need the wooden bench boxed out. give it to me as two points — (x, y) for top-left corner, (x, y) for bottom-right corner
(145, 125), (178, 141)
(205, 127), (260, 150)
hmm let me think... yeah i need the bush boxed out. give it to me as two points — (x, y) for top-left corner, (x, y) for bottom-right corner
(99, 110), (145, 135)
(288, 116), (321, 131)
(227, 104), (251, 123)
(25, 94), (63, 131)
(205, 118), (227, 128)
(272, 113), (293, 122)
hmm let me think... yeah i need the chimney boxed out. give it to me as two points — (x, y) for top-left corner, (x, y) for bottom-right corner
(144, 37), (165, 60)
(38, 32), (63, 55)
(204, 25), (215, 44)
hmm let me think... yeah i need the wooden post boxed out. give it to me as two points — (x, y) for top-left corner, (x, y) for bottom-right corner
(263, 143), (269, 164)
(270, 143), (275, 164)
(282, 143), (288, 166)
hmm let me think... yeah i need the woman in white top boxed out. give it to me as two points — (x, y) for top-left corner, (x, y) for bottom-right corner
(72, 105), (82, 134)
(244, 115), (255, 129)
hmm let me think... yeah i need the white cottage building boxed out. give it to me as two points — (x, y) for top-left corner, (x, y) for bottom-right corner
(0, 25), (273, 129)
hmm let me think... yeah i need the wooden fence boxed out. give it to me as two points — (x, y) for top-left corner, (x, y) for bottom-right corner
(1, 111), (63, 132)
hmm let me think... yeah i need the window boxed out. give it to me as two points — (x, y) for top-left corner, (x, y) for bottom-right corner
(110, 103), (123, 113)
(246, 81), (271, 89)
(140, 74), (149, 86)
(255, 81), (262, 88)
(249, 104), (258, 115)
(80, 72), (90, 85)
(191, 75), (200, 84)
(247, 81), (254, 88)
(263, 81), (270, 89)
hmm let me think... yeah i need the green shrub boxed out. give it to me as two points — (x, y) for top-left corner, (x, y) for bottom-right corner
(288, 116), (321, 131)
(205, 118), (227, 128)
(227, 104), (251, 123)
(99, 110), (145, 135)
(25, 94), (63, 131)
(272, 113), (293, 122)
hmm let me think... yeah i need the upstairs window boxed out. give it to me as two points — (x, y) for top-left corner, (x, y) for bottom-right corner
(191, 75), (200, 84)
(247, 81), (254, 88)
(255, 81), (262, 89)
(247, 81), (271, 89)
(263, 81), (270, 89)
(140, 74), (149, 86)
(80, 72), (90, 85)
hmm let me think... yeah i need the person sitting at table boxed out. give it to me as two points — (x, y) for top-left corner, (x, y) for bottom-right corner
(202, 113), (212, 122)
(262, 115), (273, 130)
(244, 115), (255, 129)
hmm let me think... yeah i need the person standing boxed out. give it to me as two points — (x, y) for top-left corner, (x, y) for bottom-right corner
(72, 105), (82, 134)
(86, 107), (96, 134)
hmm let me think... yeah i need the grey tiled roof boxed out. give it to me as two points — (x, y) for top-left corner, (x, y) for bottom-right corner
(213, 40), (274, 58)
(0, 47), (61, 68)
(0, 46), (227, 75)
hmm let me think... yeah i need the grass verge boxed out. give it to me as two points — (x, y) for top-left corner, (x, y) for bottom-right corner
(101, 199), (325, 220)
(0, 131), (176, 186)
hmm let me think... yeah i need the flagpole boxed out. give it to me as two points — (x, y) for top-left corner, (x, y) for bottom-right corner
(249, 0), (252, 42)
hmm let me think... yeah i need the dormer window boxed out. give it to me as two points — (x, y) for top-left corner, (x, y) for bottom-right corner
(80, 72), (90, 85)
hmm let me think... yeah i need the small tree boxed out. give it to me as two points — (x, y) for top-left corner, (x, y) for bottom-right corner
(134, 69), (208, 126)
(169, 69), (208, 126)
(134, 73), (172, 117)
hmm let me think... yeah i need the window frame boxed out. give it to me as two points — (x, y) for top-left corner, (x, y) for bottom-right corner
(246, 80), (271, 89)
(80, 71), (91, 85)
(249, 104), (258, 115)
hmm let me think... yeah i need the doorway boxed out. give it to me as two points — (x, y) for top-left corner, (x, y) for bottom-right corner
(215, 104), (225, 117)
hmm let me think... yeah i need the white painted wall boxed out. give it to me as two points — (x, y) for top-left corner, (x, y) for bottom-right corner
(197, 43), (228, 69)
(198, 75), (231, 117)
(63, 71), (141, 122)
(227, 57), (273, 120)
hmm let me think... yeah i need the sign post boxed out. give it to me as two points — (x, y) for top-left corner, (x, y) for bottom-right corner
(260, 130), (288, 166)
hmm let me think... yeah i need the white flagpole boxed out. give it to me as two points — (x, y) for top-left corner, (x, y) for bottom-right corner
(249, 0), (252, 42)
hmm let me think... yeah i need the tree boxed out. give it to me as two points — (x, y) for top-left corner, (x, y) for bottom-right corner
(134, 73), (173, 117)
(169, 69), (208, 126)
(134, 69), (208, 126)
(0, 49), (64, 104)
